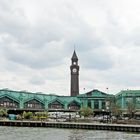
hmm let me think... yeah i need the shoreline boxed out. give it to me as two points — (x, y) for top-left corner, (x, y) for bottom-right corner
(0, 120), (140, 132)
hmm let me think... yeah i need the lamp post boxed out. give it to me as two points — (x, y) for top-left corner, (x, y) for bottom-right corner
(106, 107), (109, 123)
(68, 107), (71, 122)
(55, 109), (58, 122)
(102, 109), (105, 123)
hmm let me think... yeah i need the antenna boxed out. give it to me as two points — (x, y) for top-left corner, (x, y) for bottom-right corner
(74, 44), (77, 51)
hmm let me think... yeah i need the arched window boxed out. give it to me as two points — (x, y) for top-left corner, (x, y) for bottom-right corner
(48, 100), (64, 109)
(0, 97), (19, 108)
(24, 99), (44, 109)
(68, 101), (80, 110)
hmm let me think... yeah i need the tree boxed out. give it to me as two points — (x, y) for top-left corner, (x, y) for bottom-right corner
(112, 104), (122, 118)
(111, 99), (122, 119)
(22, 111), (33, 119)
(79, 107), (93, 117)
(34, 111), (48, 120)
(126, 101), (136, 119)
(0, 109), (8, 117)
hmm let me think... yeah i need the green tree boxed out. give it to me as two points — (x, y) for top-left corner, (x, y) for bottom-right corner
(22, 111), (33, 119)
(79, 107), (93, 117)
(34, 111), (48, 120)
(0, 109), (8, 117)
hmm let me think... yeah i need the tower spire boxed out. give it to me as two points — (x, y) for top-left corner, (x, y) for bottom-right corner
(70, 50), (79, 96)
(71, 50), (78, 60)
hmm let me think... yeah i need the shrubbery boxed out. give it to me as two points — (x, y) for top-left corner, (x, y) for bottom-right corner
(22, 111), (33, 119)
(33, 111), (48, 120)
(79, 107), (93, 117)
(0, 109), (7, 117)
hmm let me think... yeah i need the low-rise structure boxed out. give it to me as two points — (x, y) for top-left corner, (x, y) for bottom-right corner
(115, 90), (140, 117)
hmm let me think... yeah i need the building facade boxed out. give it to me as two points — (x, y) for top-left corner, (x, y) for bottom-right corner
(0, 89), (140, 116)
(115, 90), (140, 115)
(0, 88), (113, 115)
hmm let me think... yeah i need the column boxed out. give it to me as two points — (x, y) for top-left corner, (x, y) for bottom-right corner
(99, 100), (102, 109)
(44, 99), (48, 110)
(64, 103), (68, 110)
(19, 94), (24, 109)
(83, 99), (88, 108)
(122, 96), (125, 109)
(19, 100), (24, 109)
(91, 100), (94, 109)
(80, 98), (85, 108)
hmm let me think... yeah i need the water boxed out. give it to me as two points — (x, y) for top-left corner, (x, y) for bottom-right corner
(0, 126), (140, 140)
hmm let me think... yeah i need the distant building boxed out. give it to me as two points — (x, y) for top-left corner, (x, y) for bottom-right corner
(0, 89), (81, 113)
(0, 51), (140, 117)
(115, 90), (140, 116)
(0, 88), (113, 115)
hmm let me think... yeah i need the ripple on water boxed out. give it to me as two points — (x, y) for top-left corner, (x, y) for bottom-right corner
(0, 126), (140, 140)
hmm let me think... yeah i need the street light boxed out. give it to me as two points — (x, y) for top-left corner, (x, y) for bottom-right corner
(55, 109), (58, 122)
(68, 107), (71, 122)
(106, 107), (109, 123)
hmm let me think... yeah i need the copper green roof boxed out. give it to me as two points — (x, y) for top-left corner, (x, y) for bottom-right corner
(0, 88), (82, 106)
(116, 90), (140, 97)
(78, 89), (113, 98)
(0, 88), (115, 108)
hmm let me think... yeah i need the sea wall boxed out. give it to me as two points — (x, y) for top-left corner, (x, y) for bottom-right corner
(0, 120), (140, 132)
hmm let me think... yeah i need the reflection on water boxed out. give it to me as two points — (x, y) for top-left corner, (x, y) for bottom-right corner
(68, 129), (140, 140)
(0, 126), (140, 140)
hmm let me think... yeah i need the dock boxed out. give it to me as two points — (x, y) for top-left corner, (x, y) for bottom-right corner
(0, 120), (140, 132)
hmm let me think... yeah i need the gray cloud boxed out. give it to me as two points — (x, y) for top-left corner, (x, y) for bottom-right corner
(0, 0), (103, 70)
(0, 0), (140, 95)
(80, 47), (113, 70)
(2, 45), (65, 69)
(29, 76), (46, 85)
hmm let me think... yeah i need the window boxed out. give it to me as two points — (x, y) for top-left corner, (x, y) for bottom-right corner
(25, 99), (44, 109)
(88, 100), (91, 108)
(68, 102), (80, 110)
(136, 97), (140, 103)
(102, 101), (106, 109)
(49, 101), (64, 109)
(94, 100), (99, 109)
(0, 97), (19, 108)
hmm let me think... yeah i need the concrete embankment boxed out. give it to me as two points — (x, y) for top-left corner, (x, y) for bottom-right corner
(0, 120), (140, 132)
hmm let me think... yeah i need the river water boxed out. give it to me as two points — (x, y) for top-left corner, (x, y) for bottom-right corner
(0, 126), (140, 140)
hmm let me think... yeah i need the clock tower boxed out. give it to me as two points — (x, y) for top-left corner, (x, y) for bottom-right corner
(70, 50), (80, 96)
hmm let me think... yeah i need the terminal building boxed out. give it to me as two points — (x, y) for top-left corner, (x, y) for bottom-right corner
(0, 51), (140, 116)
(115, 90), (140, 117)
(0, 88), (113, 115)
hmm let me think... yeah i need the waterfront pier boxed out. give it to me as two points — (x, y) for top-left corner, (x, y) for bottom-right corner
(0, 120), (140, 132)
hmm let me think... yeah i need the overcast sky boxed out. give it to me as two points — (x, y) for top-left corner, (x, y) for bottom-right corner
(0, 0), (140, 95)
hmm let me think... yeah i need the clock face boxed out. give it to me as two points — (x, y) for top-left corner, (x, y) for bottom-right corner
(73, 62), (76, 65)
(72, 68), (77, 73)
